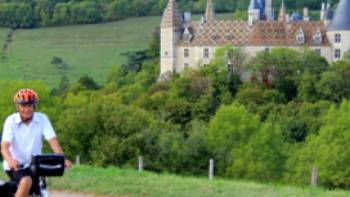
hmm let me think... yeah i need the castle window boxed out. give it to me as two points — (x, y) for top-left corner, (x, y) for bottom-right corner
(184, 48), (189, 58)
(165, 51), (168, 56)
(184, 63), (189, 68)
(334, 49), (341, 59)
(204, 48), (209, 58)
(314, 49), (321, 55)
(335, 34), (341, 43)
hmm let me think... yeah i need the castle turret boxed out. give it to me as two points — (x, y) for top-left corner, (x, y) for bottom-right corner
(327, 0), (350, 60)
(205, 0), (215, 22)
(160, 0), (183, 78)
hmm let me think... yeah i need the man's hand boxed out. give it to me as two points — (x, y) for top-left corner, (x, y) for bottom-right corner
(64, 159), (72, 169)
(8, 159), (19, 171)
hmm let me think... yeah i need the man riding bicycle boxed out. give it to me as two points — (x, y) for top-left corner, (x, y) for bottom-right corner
(1, 89), (72, 197)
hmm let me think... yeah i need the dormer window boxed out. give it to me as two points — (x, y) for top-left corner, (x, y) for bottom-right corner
(313, 28), (322, 44)
(183, 27), (193, 43)
(296, 27), (305, 44)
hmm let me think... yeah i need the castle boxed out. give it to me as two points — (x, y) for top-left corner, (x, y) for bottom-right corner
(159, 0), (350, 78)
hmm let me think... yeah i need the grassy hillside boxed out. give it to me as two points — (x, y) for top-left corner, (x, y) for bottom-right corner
(0, 17), (160, 87)
(46, 165), (349, 197)
(0, 14), (232, 88)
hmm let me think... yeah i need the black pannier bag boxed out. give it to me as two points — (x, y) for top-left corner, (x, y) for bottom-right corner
(31, 154), (65, 177)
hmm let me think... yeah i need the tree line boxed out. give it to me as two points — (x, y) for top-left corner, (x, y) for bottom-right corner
(0, 0), (338, 28)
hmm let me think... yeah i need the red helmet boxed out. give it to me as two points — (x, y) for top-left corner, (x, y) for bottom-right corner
(13, 89), (39, 105)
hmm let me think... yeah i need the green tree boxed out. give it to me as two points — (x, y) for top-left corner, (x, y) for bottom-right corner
(230, 122), (287, 181)
(35, 0), (55, 26)
(52, 3), (71, 25)
(233, 10), (247, 20)
(286, 101), (350, 188)
(207, 103), (260, 176)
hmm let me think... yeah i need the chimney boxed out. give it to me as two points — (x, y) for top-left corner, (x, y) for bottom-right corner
(320, 2), (325, 20)
(303, 7), (310, 21)
(201, 16), (206, 25)
(205, 0), (215, 22)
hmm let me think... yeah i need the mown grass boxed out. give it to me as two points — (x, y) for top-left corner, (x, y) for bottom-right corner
(41, 165), (349, 197)
(0, 14), (232, 88)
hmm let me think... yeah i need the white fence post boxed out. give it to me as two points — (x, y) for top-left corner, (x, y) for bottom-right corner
(209, 159), (214, 180)
(138, 156), (143, 172)
(311, 166), (318, 187)
(75, 155), (80, 166)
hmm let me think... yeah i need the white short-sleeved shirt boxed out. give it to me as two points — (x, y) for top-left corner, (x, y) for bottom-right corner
(1, 112), (56, 170)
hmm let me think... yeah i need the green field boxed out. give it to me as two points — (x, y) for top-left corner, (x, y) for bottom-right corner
(48, 165), (349, 197)
(1, 165), (349, 196)
(0, 14), (233, 88)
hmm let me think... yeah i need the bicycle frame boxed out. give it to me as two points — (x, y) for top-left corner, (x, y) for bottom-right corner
(0, 154), (65, 197)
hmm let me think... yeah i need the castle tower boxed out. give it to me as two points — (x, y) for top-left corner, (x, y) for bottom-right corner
(160, 0), (183, 78)
(278, 0), (287, 22)
(265, 0), (273, 21)
(205, 0), (215, 22)
(248, 0), (261, 26)
(327, 0), (350, 61)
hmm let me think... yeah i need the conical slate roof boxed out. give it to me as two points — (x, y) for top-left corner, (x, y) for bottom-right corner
(161, 0), (182, 28)
(328, 0), (350, 31)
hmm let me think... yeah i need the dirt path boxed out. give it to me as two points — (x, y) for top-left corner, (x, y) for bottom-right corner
(50, 191), (95, 197)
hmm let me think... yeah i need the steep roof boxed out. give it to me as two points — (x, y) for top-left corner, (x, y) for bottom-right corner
(328, 0), (350, 31)
(178, 21), (329, 47)
(278, 0), (287, 22)
(161, 0), (182, 28)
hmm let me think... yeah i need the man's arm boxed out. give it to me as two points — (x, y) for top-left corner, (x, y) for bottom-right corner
(48, 137), (72, 168)
(1, 141), (19, 170)
(48, 137), (64, 154)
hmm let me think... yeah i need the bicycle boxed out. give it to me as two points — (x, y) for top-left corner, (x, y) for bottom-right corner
(0, 154), (65, 197)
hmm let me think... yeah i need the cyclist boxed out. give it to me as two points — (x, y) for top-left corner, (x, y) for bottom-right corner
(1, 89), (72, 197)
